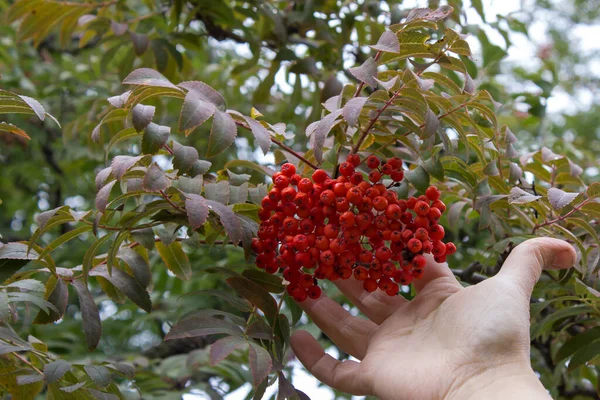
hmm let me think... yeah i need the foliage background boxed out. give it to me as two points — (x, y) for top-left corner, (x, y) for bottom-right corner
(0, 0), (599, 399)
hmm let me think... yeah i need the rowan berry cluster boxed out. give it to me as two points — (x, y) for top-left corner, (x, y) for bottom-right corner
(251, 155), (456, 302)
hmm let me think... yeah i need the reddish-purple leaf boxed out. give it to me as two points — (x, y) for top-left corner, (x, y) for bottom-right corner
(508, 162), (523, 182)
(130, 32), (149, 55)
(179, 81), (226, 109)
(369, 30), (400, 53)
(142, 163), (170, 192)
(548, 188), (579, 209)
(179, 91), (216, 134)
(277, 372), (296, 398)
(34, 278), (68, 324)
(95, 180), (117, 212)
(116, 248), (151, 288)
(205, 200), (242, 244)
(208, 110), (237, 157)
(541, 147), (560, 162)
(44, 360), (71, 384)
(110, 21), (128, 36)
(248, 342), (272, 387)
(131, 104), (155, 132)
(463, 72), (475, 94)
(568, 159), (583, 177)
(185, 194), (209, 230)
(226, 277), (278, 320)
(243, 116), (271, 155)
(210, 336), (248, 366)
(111, 156), (143, 180)
(348, 57), (378, 87)
(311, 110), (343, 164)
(71, 280), (102, 350)
(375, 76), (399, 91)
(173, 141), (199, 173)
(122, 68), (178, 89)
(508, 187), (541, 205)
(107, 91), (131, 108)
(142, 122), (170, 154)
(342, 97), (368, 127)
(179, 176), (203, 194)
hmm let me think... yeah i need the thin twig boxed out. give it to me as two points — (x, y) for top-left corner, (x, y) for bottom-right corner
(13, 353), (43, 375)
(160, 190), (185, 213)
(533, 199), (591, 233)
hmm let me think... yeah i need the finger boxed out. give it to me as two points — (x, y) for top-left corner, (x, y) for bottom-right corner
(412, 253), (462, 295)
(290, 330), (370, 396)
(496, 237), (576, 295)
(297, 292), (376, 359)
(334, 277), (407, 324)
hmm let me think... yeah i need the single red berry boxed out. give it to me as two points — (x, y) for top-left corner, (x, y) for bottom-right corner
(412, 254), (427, 268)
(329, 238), (347, 254)
(366, 155), (380, 169)
(425, 185), (441, 201)
(363, 278), (378, 292)
(390, 170), (404, 182)
(298, 178), (313, 193)
(368, 170), (382, 183)
(333, 182), (348, 197)
(432, 199), (446, 213)
(281, 163), (296, 177)
(292, 287), (308, 302)
(381, 163), (393, 175)
(431, 241), (447, 257)
(372, 196), (389, 211)
(312, 169), (328, 184)
(323, 224), (339, 239)
(251, 238), (264, 253)
(315, 236), (330, 251)
(412, 268), (425, 279)
(308, 285), (322, 299)
(385, 204), (402, 220)
(407, 238), (423, 253)
(320, 250), (335, 266)
(350, 172), (363, 185)
(414, 201), (430, 217)
(281, 187), (297, 202)
(339, 211), (356, 227)
(387, 157), (403, 169)
(382, 262), (396, 277)
(428, 207), (442, 222)
(378, 276), (394, 292)
(339, 162), (355, 177)
(406, 197), (418, 210)
(320, 190), (335, 205)
(434, 255), (447, 264)
(445, 242), (457, 255)
(429, 224), (445, 241)
(414, 227), (429, 241)
(354, 266), (369, 280)
(375, 246), (392, 261)
(274, 174), (290, 188)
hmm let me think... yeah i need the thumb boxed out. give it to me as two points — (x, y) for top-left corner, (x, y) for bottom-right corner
(496, 237), (576, 295)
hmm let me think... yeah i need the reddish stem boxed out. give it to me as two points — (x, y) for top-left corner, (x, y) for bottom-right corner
(533, 199), (591, 233)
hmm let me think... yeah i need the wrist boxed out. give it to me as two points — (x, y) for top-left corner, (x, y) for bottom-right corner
(445, 363), (550, 400)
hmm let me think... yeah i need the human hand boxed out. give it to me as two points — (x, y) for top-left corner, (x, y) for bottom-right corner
(290, 238), (576, 400)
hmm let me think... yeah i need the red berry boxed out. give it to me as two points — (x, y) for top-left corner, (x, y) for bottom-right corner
(281, 187), (297, 202)
(385, 204), (402, 220)
(366, 155), (380, 169)
(372, 196), (389, 211)
(445, 242), (457, 255)
(292, 287), (308, 302)
(298, 178), (313, 193)
(432, 241), (447, 257)
(375, 246), (392, 261)
(308, 285), (322, 299)
(390, 170), (404, 182)
(412, 254), (427, 268)
(312, 169), (328, 184)
(414, 201), (430, 217)
(354, 266), (368, 280)
(428, 207), (442, 222)
(381, 163), (393, 175)
(407, 238), (423, 253)
(363, 278), (378, 292)
(425, 186), (441, 201)
(432, 200), (446, 213)
(368, 170), (382, 183)
(339, 162), (355, 177)
(320, 190), (335, 205)
(339, 211), (356, 228)
(320, 250), (335, 266)
(281, 163), (296, 177)
(429, 224), (445, 241)
(387, 157), (403, 169)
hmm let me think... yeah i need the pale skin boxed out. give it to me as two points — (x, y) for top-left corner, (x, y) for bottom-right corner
(290, 238), (577, 399)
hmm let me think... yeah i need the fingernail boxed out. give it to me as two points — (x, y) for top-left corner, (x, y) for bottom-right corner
(551, 250), (575, 269)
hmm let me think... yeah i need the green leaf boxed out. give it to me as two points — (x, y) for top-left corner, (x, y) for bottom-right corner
(0, 121), (30, 139)
(227, 277), (278, 321)
(44, 360), (71, 384)
(580, 202), (600, 219)
(84, 365), (111, 388)
(555, 327), (600, 364)
(406, 166), (430, 192)
(116, 247), (151, 288)
(531, 305), (593, 339)
(587, 183), (600, 198)
(242, 269), (284, 293)
(165, 316), (242, 340)
(142, 123), (170, 155)
(89, 265), (152, 313)
(71, 280), (102, 350)
(82, 234), (114, 279)
(37, 225), (92, 260)
(33, 277), (68, 324)
(155, 241), (191, 280)
(187, 289), (252, 312)
(569, 340), (600, 371)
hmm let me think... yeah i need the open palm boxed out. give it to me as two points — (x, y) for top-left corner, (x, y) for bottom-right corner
(290, 238), (575, 400)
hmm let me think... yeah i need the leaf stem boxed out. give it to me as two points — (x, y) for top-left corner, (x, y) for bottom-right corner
(159, 190), (185, 213)
(233, 119), (319, 170)
(13, 353), (43, 375)
(532, 199), (590, 233)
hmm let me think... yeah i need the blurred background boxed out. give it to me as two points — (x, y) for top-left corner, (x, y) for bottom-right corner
(1, 0), (599, 398)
